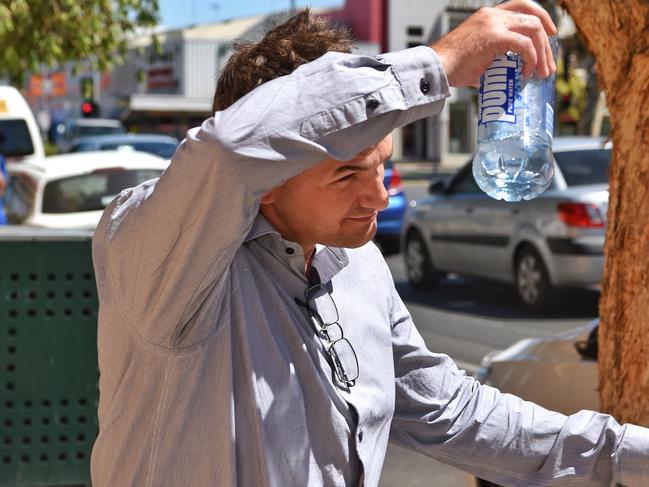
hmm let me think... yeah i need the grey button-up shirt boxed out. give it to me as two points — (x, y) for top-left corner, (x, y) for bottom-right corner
(91, 46), (649, 487)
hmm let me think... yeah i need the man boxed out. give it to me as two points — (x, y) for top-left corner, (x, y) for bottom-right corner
(91, 2), (649, 486)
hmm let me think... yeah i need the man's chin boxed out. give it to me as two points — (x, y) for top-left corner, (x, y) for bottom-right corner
(321, 227), (377, 250)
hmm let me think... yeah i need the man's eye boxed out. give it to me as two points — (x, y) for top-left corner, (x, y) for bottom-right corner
(336, 173), (355, 183)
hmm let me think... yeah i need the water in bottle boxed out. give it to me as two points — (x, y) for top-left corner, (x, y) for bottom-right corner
(472, 36), (559, 202)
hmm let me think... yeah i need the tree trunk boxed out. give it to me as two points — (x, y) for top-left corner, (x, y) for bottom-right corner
(559, 0), (649, 424)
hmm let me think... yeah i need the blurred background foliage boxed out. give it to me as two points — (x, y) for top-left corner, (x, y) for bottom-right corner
(0, 0), (160, 86)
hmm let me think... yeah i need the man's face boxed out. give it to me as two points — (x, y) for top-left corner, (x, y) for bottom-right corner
(260, 135), (392, 252)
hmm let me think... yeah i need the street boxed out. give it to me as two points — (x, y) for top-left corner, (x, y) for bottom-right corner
(377, 181), (599, 486)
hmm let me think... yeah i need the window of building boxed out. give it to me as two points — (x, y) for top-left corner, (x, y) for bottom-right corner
(407, 26), (424, 37)
(449, 102), (470, 153)
(402, 119), (428, 159)
(446, 11), (472, 33)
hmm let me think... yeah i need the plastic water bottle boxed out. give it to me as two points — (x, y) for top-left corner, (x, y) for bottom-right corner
(472, 36), (559, 202)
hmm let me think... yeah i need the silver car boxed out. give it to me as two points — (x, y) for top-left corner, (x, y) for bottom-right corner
(402, 137), (611, 310)
(468, 320), (599, 487)
(477, 320), (599, 413)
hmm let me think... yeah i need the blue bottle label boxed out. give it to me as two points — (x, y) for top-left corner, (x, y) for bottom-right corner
(478, 54), (518, 125)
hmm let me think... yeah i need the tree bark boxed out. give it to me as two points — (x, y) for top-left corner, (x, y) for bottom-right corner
(559, 0), (649, 424)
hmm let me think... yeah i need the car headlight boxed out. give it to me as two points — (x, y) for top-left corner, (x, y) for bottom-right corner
(475, 365), (492, 383)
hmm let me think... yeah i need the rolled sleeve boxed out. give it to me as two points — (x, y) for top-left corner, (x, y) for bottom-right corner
(378, 46), (450, 106)
(617, 423), (649, 486)
(389, 286), (649, 486)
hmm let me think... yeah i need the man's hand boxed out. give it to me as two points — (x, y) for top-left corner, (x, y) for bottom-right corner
(431, 0), (557, 87)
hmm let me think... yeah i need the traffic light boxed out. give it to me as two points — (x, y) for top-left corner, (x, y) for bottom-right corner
(80, 76), (99, 117)
(81, 99), (99, 118)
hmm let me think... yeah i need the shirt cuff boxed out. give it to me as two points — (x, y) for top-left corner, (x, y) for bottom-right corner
(617, 423), (649, 486)
(377, 45), (450, 108)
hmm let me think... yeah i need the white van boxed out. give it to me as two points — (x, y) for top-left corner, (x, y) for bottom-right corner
(0, 86), (45, 162)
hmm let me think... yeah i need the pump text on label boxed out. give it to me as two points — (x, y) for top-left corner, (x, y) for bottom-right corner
(479, 54), (518, 125)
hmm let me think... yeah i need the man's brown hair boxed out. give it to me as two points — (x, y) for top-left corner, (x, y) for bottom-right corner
(212, 9), (353, 112)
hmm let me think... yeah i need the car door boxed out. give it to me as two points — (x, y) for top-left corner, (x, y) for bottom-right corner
(428, 163), (489, 273)
(465, 194), (520, 281)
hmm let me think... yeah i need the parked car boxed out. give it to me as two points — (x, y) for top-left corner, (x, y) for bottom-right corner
(4, 151), (168, 229)
(54, 118), (126, 153)
(402, 137), (611, 310)
(478, 320), (598, 412)
(0, 86), (45, 162)
(468, 320), (599, 487)
(69, 133), (179, 159)
(375, 161), (407, 254)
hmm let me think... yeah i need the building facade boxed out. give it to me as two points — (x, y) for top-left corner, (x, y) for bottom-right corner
(25, 0), (491, 166)
(386, 0), (493, 165)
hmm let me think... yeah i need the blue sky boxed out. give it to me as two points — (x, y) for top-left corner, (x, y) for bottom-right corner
(159, 0), (344, 29)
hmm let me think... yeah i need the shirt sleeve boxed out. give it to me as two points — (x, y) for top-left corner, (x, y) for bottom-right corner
(388, 291), (649, 486)
(92, 46), (449, 349)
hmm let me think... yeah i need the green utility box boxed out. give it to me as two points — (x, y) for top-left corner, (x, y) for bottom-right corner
(0, 228), (98, 487)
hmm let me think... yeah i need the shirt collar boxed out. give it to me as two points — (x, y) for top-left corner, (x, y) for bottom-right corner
(244, 213), (349, 284)
(244, 212), (280, 242)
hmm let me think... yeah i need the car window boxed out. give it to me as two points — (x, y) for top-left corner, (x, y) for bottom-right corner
(101, 142), (177, 159)
(554, 149), (610, 186)
(0, 119), (35, 157)
(449, 164), (482, 194)
(73, 125), (126, 138)
(69, 142), (94, 152)
(5, 173), (36, 223)
(42, 169), (162, 213)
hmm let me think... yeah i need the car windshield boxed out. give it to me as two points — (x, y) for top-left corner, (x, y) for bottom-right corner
(42, 169), (162, 214)
(75, 125), (125, 137)
(554, 148), (611, 186)
(0, 119), (35, 156)
(101, 142), (177, 159)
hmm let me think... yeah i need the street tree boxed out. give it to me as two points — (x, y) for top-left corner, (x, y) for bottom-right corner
(560, 0), (649, 424)
(0, 0), (159, 86)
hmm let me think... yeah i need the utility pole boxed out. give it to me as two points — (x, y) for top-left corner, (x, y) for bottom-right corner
(290, 0), (296, 13)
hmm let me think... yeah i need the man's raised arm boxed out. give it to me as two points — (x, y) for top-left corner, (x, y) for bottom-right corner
(92, 47), (449, 349)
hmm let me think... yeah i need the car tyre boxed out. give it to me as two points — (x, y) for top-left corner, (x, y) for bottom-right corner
(476, 478), (503, 487)
(514, 245), (553, 311)
(404, 229), (440, 290)
(374, 235), (400, 256)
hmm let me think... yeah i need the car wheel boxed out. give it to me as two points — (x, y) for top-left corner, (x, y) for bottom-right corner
(374, 235), (400, 256)
(476, 478), (503, 487)
(404, 230), (440, 289)
(515, 245), (553, 311)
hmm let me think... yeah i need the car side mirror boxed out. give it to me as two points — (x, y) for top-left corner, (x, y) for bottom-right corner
(428, 180), (446, 194)
(574, 339), (598, 361)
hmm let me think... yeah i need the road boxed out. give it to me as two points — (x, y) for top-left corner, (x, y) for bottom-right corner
(377, 181), (599, 486)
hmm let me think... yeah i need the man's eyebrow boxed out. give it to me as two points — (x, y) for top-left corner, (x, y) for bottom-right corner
(334, 162), (373, 173)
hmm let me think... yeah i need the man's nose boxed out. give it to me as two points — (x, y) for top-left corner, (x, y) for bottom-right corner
(359, 174), (389, 211)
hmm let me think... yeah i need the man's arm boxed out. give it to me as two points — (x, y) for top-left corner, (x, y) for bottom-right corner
(388, 291), (649, 486)
(93, 0), (559, 350)
(93, 47), (449, 349)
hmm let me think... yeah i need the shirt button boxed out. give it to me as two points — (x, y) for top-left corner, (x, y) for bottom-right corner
(366, 98), (379, 110)
(420, 78), (431, 94)
(285, 247), (295, 255)
(358, 430), (363, 443)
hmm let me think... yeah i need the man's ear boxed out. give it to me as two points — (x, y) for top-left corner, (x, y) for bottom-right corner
(260, 189), (275, 205)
